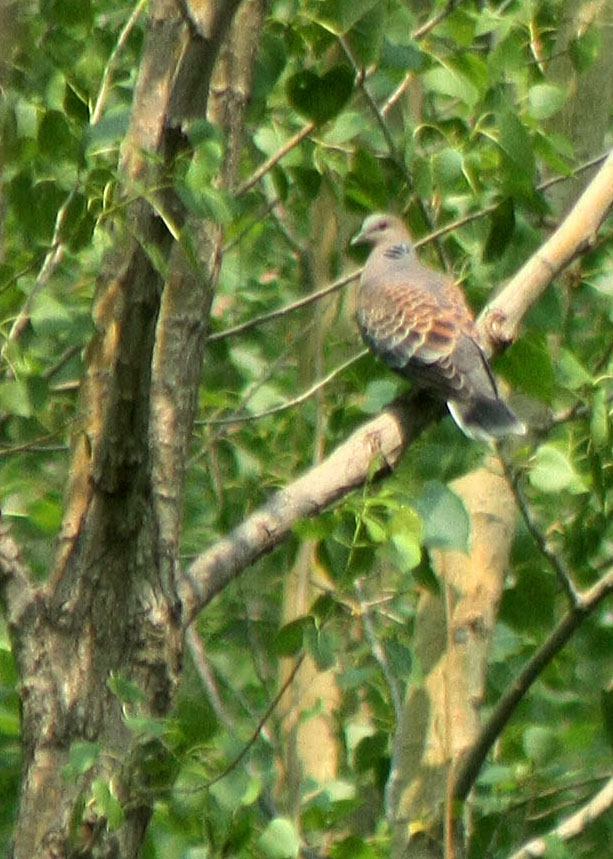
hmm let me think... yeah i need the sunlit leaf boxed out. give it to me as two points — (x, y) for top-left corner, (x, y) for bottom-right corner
(258, 817), (300, 858)
(415, 482), (470, 552)
(529, 444), (588, 494)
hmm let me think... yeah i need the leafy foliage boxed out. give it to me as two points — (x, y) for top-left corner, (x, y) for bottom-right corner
(2, 0), (613, 856)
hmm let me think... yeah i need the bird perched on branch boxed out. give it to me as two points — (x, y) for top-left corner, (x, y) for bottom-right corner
(352, 213), (525, 441)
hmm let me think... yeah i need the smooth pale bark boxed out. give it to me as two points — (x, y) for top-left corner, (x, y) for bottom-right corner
(389, 464), (516, 859)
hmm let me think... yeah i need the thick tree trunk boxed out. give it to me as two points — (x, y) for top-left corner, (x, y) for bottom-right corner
(389, 462), (517, 859)
(5, 2), (244, 856)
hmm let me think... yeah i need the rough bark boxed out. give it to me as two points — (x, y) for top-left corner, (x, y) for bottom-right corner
(5, 2), (243, 857)
(546, 0), (613, 213)
(2, 4), (613, 857)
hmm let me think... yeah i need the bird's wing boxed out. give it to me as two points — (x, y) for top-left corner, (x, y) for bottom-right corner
(357, 272), (497, 402)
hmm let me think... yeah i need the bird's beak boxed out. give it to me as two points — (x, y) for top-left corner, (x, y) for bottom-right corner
(350, 228), (366, 247)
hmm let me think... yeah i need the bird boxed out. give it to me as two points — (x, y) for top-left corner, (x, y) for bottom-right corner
(352, 213), (525, 441)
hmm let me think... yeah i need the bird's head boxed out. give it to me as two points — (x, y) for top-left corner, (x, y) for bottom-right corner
(350, 213), (411, 249)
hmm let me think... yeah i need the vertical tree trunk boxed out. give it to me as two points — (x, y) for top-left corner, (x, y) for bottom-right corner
(389, 461), (517, 859)
(6, 2), (247, 856)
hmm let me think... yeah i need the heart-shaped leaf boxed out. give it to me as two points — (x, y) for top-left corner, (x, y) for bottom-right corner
(286, 65), (354, 125)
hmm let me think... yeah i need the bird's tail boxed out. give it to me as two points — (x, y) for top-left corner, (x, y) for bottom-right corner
(447, 397), (526, 442)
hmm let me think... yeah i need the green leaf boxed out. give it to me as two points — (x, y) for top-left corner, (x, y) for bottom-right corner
(497, 108), (536, 182)
(124, 715), (167, 740)
(306, 0), (381, 34)
(556, 348), (592, 390)
(306, 625), (336, 671)
(529, 444), (588, 494)
(569, 25), (601, 73)
(483, 198), (515, 262)
(385, 638), (412, 678)
(273, 616), (314, 656)
(422, 65), (479, 109)
(591, 386), (609, 449)
(91, 779), (124, 830)
(389, 507), (422, 570)
(286, 65), (354, 125)
(45, 0), (93, 28)
(330, 835), (379, 858)
(0, 380), (33, 418)
(523, 725), (559, 764)
(30, 293), (74, 335)
(528, 84), (566, 120)
(541, 834), (573, 859)
(381, 38), (423, 71)
(354, 731), (387, 773)
(362, 514), (387, 543)
(345, 4), (385, 66)
(38, 109), (76, 160)
(496, 334), (554, 401)
(107, 672), (145, 705)
(344, 147), (390, 212)
(28, 497), (62, 534)
(293, 513), (336, 540)
(257, 817), (300, 858)
(415, 481), (470, 552)
(65, 741), (100, 777)
(431, 148), (464, 191)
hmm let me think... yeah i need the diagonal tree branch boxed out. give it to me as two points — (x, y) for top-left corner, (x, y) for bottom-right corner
(181, 147), (613, 624)
(453, 568), (613, 801)
(211, 153), (609, 345)
(181, 395), (435, 623)
(481, 148), (613, 350)
(508, 773), (613, 858)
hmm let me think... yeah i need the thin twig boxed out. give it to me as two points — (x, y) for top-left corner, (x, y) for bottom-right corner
(508, 775), (613, 859)
(204, 350), (368, 426)
(354, 578), (402, 720)
(186, 626), (235, 730)
(454, 568), (613, 801)
(236, 122), (315, 197)
(5, 191), (74, 347)
(381, 71), (415, 116)
(412, 0), (465, 40)
(43, 345), (82, 381)
(339, 36), (397, 157)
(201, 654), (305, 791)
(497, 452), (580, 606)
(91, 0), (149, 125)
(212, 153), (609, 345)
(207, 270), (359, 343)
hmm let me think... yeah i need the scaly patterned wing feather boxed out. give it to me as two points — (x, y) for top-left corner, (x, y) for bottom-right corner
(357, 276), (497, 402)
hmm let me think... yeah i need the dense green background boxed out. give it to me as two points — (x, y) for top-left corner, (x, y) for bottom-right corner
(2, 0), (613, 856)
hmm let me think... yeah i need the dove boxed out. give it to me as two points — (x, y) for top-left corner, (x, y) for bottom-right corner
(352, 213), (525, 441)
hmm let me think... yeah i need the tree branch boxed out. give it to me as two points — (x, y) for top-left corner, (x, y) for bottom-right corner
(508, 774), (613, 858)
(181, 395), (434, 623)
(236, 122), (316, 197)
(453, 568), (613, 801)
(497, 450), (580, 606)
(480, 148), (613, 350)
(204, 349), (368, 426)
(182, 148), (613, 623)
(0, 524), (35, 629)
(207, 270), (359, 343)
(212, 153), (608, 345)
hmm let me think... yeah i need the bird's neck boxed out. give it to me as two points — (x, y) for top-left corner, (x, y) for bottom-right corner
(383, 241), (412, 260)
